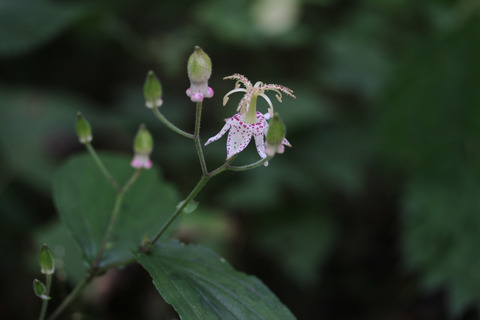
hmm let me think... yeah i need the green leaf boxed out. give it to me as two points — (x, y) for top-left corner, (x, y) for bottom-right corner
(53, 153), (179, 268)
(136, 240), (296, 320)
(0, 0), (84, 57)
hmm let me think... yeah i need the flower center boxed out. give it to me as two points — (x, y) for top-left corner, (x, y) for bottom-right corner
(244, 94), (258, 124)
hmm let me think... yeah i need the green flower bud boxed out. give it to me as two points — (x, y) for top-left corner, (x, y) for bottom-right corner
(39, 244), (55, 275)
(75, 112), (92, 144)
(187, 46), (212, 83)
(131, 124), (154, 169)
(144, 70), (163, 108)
(186, 46), (214, 102)
(33, 279), (50, 300)
(265, 113), (289, 156)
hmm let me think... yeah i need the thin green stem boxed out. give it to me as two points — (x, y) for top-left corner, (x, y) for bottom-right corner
(121, 168), (143, 193)
(85, 143), (120, 191)
(152, 107), (195, 139)
(92, 194), (124, 270)
(92, 169), (142, 271)
(148, 157), (241, 247)
(38, 274), (52, 320)
(47, 276), (89, 320)
(208, 156), (237, 178)
(150, 175), (210, 245)
(227, 156), (273, 171)
(194, 102), (208, 175)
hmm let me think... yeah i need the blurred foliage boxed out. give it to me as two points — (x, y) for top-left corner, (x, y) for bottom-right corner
(377, 12), (480, 317)
(0, 0), (84, 57)
(2, 0), (480, 319)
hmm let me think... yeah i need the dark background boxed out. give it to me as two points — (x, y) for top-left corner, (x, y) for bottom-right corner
(1, 0), (480, 319)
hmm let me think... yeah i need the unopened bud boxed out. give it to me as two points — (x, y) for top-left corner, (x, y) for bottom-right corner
(144, 70), (163, 108)
(188, 46), (212, 83)
(33, 279), (50, 300)
(131, 124), (153, 169)
(265, 113), (289, 157)
(186, 46), (214, 102)
(39, 244), (55, 275)
(76, 112), (92, 144)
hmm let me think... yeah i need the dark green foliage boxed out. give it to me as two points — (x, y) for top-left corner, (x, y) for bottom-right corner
(53, 153), (179, 267)
(136, 240), (296, 320)
(377, 15), (480, 315)
(3, 0), (480, 318)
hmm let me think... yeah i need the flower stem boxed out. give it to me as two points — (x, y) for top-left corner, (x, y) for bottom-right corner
(227, 156), (272, 171)
(85, 142), (120, 191)
(152, 107), (195, 139)
(38, 274), (52, 320)
(194, 102), (208, 175)
(92, 193), (124, 270)
(150, 175), (210, 245)
(92, 169), (142, 270)
(149, 156), (240, 247)
(208, 156), (237, 178)
(47, 276), (89, 320)
(46, 255), (136, 320)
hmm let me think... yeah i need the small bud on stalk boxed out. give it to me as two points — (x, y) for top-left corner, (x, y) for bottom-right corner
(131, 124), (154, 169)
(186, 46), (214, 102)
(33, 279), (50, 300)
(144, 71), (163, 108)
(39, 244), (55, 275)
(76, 112), (92, 144)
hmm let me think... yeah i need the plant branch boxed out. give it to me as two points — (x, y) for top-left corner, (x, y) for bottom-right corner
(226, 156), (273, 171)
(85, 143), (120, 191)
(38, 274), (52, 320)
(150, 175), (210, 245)
(47, 276), (88, 320)
(92, 169), (142, 270)
(194, 102), (208, 175)
(152, 107), (195, 139)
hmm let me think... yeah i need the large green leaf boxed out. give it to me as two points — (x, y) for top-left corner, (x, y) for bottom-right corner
(0, 0), (83, 57)
(53, 153), (179, 268)
(136, 240), (296, 320)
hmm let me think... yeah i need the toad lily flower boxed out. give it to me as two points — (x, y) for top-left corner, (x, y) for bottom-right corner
(204, 74), (295, 164)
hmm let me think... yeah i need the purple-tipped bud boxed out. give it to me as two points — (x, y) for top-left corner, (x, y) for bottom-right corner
(186, 46), (214, 103)
(131, 124), (154, 169)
